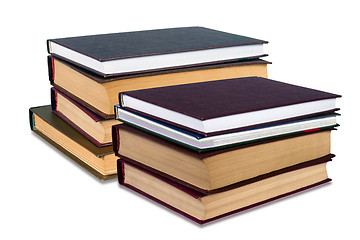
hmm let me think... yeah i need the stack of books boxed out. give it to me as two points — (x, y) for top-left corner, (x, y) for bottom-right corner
(29, 27), (270, 180)
(29, 26), (341, 224)
(113, 77), (340, 223)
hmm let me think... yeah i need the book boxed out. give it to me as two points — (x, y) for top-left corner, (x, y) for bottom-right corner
(118, 157), (332, 224)
(118, 77), (341, 136)
(51, 87), (118, 147)
(47, 27), (267, 77)
(49, 56), (269, 119)
(29, 105), (117, 180)
(115, 105), (338, 152)
(113, 123), (334, 193)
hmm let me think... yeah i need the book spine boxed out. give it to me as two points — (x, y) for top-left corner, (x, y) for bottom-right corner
(117, 159), (125, 185)
(47, 56), (55, 84)
(29, 108), (35, 130)
(46, 40), (51, 54)
(118, 93), (124, 107)
(112, 125), (121, 155)
(50, 88), (57, 111)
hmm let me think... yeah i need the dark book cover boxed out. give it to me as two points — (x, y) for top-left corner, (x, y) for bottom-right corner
(119, 77), (341, 136)
(117, 158), (332, 224)
(51, 88), (112, 147)
(47, 27), (268, 76)
(29, 105), (116, 180)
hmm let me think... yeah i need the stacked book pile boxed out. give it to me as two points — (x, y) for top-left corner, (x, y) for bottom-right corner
(29, 27), (269, 179)
(29, 27), (341, 224)
(113, 77), (340, 223)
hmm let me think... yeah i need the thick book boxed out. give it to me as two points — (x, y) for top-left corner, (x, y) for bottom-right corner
(115, 105), (338, 152)
(51, 87), (118, 147)
(118, 157), (332, 224)
(29, 105), (117, 180)
(47, 27), (268, 77)
(119, 77), (341, 136)
(113, 123), (335, 193)
(48, 56), (269, 119)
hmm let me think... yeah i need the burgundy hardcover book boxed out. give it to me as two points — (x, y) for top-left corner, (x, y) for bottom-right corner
(117, 157), (332, 224)
(118, 77), (341, 136)
(113, 123), (335, 193)
(51, 88), (118, 147)
(47, 27), (267, 77)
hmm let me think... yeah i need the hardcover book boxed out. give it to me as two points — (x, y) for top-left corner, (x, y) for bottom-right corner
(118, 157), (332, 224)
(49, 56), (269, 119)
(47, 27), (268, 77)
(29, 105), (117, 180)
(113, 123), (334, 193)
(118, 77), (341, 136)
(115, 105), (338, 152)
(51, 88), (118, 147)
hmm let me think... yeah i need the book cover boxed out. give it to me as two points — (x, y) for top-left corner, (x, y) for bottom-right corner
(30, 105), (116, 180)
(119, 77), (341, 136)
(47, 27), (268, 76)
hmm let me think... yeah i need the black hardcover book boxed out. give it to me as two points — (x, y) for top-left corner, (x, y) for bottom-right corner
(47, 27), (267, 76)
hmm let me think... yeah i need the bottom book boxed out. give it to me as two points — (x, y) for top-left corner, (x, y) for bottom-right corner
(29, 105), (117, 180)
(118, 158), (331, 224)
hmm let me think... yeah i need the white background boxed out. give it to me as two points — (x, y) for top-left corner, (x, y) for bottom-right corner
(2, 0), (359, 239)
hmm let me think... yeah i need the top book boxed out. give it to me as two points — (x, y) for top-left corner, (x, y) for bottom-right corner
(47, 27), (267, 77)
(118, 77), (341, 136)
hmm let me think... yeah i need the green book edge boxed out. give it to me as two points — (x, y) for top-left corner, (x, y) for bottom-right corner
(29, 105), (116, 180)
